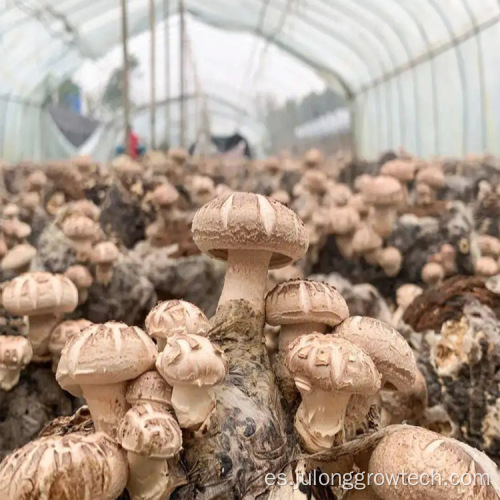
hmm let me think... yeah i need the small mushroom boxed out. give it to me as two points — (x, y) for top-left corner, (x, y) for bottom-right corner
(0, 335), (32, 391)
(440, 243), (457, 276)
(303, 148), (324, 168)
(152, 183), (180, 223)
(2, 218), (31, 245)
(56, 321), (157, 436)
(68, 199), (101, 221)
(380, 159), (417, 205)
(25, 170), (47, 195)
(118, 402), (183, 500)
(392, 284), (423, 326)
(285, 334), (381, 452)
(475, 256), (498, 277)
(156, 333), (228, 430)
(478, 235), (500, 259)
(192, 193), (308, 313)
(422, 261), (445, 285)
(64, 265), (94, 304)
(416, 165), (445, 202)
(126, 370), (172, 407)
(352, 225), (383, 265)
(1, 243), (36, 274)
(112, 156), (143, 191)
(48, 319), (93, 372)
(329, 206), (360, 259)
(377, 246), (403, 277)
(145, 299), (210, 350)
(0, 432), (128, 499)
(62, 215), (99, 261)
(3, 272), (78, 360)
(91, 241), (119, 285)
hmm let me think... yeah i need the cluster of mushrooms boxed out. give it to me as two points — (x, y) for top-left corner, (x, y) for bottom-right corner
(0, 189), (498, 499)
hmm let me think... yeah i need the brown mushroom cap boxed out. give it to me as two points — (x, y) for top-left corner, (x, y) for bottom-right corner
(192, 192), (309, 269)
(380, 159), (417, 182)
(334, 316), (418, 391)
(156, 334), (228, 387)
(62, 215), (98, 240)
(266, 280), (349, 328)
(145, 299), (209, 340)
(153, 183), (179, 207)
(0, 432), (128, 500)
(64, 265), (94, 288)
(91, 241), (119, 265)
(330, 206), (360, 235)
(416, 165), (445, 189)
(56, 321), (157, 390)
(126, 370), (172, 406)
(1, 243), (36, 271)
(352, 225), (383, 255)
(363, 175), (403, 206)
(118, 402), (182, 458)
(369, 426), (498, 499)
(3, 271), (78, 316)
(285, 333), (381, 394)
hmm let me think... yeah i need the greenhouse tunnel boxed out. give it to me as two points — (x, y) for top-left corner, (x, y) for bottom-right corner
(1, 0), (500, 162)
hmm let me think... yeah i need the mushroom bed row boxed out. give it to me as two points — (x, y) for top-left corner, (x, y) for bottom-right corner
(0, 150), (498, 499)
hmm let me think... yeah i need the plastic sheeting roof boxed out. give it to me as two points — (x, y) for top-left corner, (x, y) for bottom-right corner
(1, 0), (500, 161)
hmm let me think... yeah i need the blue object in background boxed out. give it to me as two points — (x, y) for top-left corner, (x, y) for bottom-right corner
(62, 93), (81, 114)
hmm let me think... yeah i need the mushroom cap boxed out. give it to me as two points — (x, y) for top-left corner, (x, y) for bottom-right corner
(3, 203), (20, 219)
(191, 175), (215, 195)
(396, 284), (423, 309)
(3, 272), (78, 316)
(347, 193), (369, 217)
(330, 206), (360, 235)
(352, 225), (383, 255)
(49, 319), (93, 358)
(64, 265), (94, 288)
(91, 242), (119, 265)
(62, 215), (98, 240)
(266, 279), (349, 328)
(334, 316), (418, 391)
(2, 219), (31, 239)
(441, 243), (456, 258)
(168, 147), (189, 162)
(380, 159), (416, 182)
(0, 432), (128, 500)
(71, 154), (94, 168)
(354, 174), (373, 193)
(302, 170), (328, 193)
(26, 170), (47, 189)
(285, 333), (381, 394)
(422, 261), (445, 284)
(304, 148), (324, 166)
(377, 246), (403, 276)
(478, 234), (500, 258)
(118, 402), (182, 458)
(192, 192), (309, 269)
(1, 243), (36, 271)
(156, 334), (228, 387)
(363, 175), (403, 206)
(153, 183), (179, 207)
(263, 156), (281, 172)
(68, 199), (101, 221)
(21, 191), (41, 210)
(416, 165), (445, 189)
(326, 183), (352, 206)
(475, 256), (498, 277)
(369, 426), (499, 500)
(56, 321), (157, 390)
(111, 155), (143, 176)
(271, 189), (290, 206)
(145, 299), (209, 340)
(126, 370), (172, 406)
(0, 335), (32, 368)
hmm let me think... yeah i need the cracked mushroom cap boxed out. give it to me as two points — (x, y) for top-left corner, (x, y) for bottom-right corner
(416, 165), (445, 189)
(64, 265), (93, 289)
(118, 402), (182, 458)
(153, 183), (179, 207)
(352, 225), (383, 256)
(126, 370), (172, 406)
(156, 334), (228, 388)
(56, 321), (157, 394)
(49, 319), (93, 360)
(396, 284), (423, 309)
(0, 335), (32, 380)
(334, 316), (418, 392)
(380, 159), (417, 182)
(363, 175), (403, 206)
(1, 243), (36, 271)
(91, 241), (119, 265)
(285, 333), (381, 394)
(192, 192), (309, 269)
(62, 215), (98, 240)
(330, 206), (360, 235)
(369, 426), (499, 499)
(145, 299), (210, 341)
(3, 272), (78, 317)
(266, 280), (349, 329)
(0, 432), (128, 500)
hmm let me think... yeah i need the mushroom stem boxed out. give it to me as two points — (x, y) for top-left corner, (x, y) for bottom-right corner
(95, 263), (114, 285)
(81, 382), (129, 437)
(170, 384), (215, 429)
(73, 239), (93, 262)
(279, 323), (326, 352)
(0, 366), (22, 391)
(126, 451), (170, 500)
(295, 389), (351, 452)
(28, 314), (60, 360)
(218, 249), (272, 314)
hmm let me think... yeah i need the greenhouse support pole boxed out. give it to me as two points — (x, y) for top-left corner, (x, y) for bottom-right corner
(149, 0), (156, 149)
(121, 0), (131, 155)
(164, 0), (171, 148)
(179, 0), (186, 148)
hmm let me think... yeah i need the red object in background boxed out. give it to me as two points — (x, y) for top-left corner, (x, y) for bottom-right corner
(128, 130), (139, 159)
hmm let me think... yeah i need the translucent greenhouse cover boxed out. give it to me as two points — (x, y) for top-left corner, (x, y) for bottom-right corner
(1, 0), (500, 162)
